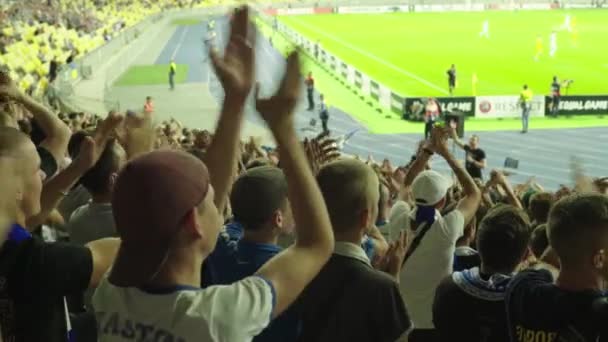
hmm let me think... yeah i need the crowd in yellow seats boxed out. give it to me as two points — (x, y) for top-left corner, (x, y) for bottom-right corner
(0, 0), (206, 100)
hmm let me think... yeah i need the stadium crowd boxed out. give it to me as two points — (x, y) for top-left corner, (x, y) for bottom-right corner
(0, 0), (209, 101)
(1, 3), (608, 342)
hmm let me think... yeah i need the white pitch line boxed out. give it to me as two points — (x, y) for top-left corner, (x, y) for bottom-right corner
(287, 16), (449, 95)
(171, 26), (190, 60)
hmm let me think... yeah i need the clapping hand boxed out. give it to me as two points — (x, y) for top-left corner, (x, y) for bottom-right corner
(374, 231), (409, 280)
(304, 134), (340, 175)
(74, 112), (123, 171)
(429, 126), (450, 157)
(255, 51), (301, 133)
(210, 6), (255, 104)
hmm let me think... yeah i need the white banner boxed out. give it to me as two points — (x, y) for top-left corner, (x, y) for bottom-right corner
(475, 95), (545, 118)
(276, 8), (314, 16)
(521, 3), (553, 10)
(337, 6), (408, 14)
(361, 74), (371, 96)
(346, 65), (356, 85)
(379, 86), (392, 108)
(415, 4), (484, 12)
(563, 4), (596, 8)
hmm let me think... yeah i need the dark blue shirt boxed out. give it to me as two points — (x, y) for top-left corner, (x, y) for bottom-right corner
(202, 231), (299, 342)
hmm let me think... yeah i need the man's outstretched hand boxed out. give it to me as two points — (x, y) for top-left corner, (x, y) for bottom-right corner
(255, 51), (302, 133)
(74, 112), (123, 171)
(210, 6), (255, 103)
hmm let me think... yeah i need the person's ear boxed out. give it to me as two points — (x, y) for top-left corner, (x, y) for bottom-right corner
(272, 209), (283, 230)
(593, 249), (606, 270)
(108, 172), (118, 190)
(182, 207), (203, 238)
(358, 208), (373, 232)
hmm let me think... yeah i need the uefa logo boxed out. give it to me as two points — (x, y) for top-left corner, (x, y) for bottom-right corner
(479, 101), (492, 113)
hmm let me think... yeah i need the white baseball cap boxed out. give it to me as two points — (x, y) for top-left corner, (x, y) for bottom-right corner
(412, 170), (453, 206)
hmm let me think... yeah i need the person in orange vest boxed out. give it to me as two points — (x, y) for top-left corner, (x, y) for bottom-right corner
(305, 72), (315, 111)
(144, 96), (154, 115)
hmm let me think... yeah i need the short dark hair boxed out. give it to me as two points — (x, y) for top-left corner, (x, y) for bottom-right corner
(548, 193), (608, 267)
(530, 223), (549, 258)
(477, 205), (531, 273)
(529, 192), (554, 224)
(246, 158), (273, 170)
(79, 139), (121, 195)
(230, 166), (288, 231)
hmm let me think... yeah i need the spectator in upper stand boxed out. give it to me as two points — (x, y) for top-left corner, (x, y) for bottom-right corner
(451, 129), (486, 180)
(399, 127), (481, 342)
(202, 166), (299, 342)
(453, 215), (480, 272)
(529, 223), (549, 258)
(0, 121), (120, 341)
(66, 138), (126, 245)
(93, 8), (334, 341)
(433, 204), (532, 342)
(506, 193), (608, 341)
(294, 158), (412, 342)
(528, 192), (554, 227)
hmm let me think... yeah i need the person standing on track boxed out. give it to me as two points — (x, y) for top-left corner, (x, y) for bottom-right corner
(519, 84), (533, 133)
(319, 94), (329, 134)
(305, 72), (315, 111)
(450, 130), (487, 180)
(169, 59), (177, 91)
(424, 97), (441, 140)
(550, 76), (561, 117)
(144, 96), (154, 116)
(447, 64), (457, 96)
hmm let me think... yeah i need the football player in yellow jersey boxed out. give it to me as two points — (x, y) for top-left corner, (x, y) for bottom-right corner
(534, 35), (543, 61)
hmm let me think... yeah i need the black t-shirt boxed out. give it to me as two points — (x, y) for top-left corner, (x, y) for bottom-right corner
(447, 69), (456, 84)
(505, 269), (607, 342)
(294, 254), (411, 342)
(37, 146), (58, 179)
(551, 81), (561, 96)
(433, 272), (510, 342)
(0, 226), (93, 342)
(464, 145), (485, 179)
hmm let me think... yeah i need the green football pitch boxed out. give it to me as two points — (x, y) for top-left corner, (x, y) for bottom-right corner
(114, 64), (189, 86)
(280, 10), (608, 97)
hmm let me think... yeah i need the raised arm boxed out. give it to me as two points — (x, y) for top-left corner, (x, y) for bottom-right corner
(403, 144), (433, 189)
(26, 113), (123, 228)
(449, 127), (466, 150)
(0, 77), (71, 163)
(431, 128), (481, 225)
(255, 52), (334, 318)
(492, 170), (523, 209)
(203, 7), (253, 215)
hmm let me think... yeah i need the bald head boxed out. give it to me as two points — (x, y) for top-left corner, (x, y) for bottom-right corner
(316, 159), (379, 233)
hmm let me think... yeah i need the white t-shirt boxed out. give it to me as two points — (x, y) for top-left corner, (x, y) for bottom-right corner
(93, 275), (275, 342)
(399, 209), (465, 329)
